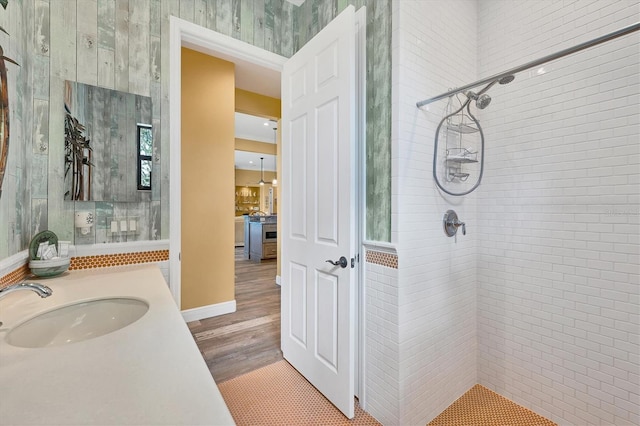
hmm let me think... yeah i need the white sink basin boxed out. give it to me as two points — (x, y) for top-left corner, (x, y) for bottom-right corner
(6, 298), (149, 348)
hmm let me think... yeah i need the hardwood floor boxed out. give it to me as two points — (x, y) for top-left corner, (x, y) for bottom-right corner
(187, 248), (282, 383)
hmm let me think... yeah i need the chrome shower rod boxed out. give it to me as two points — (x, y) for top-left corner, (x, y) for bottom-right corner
(416, 21), (640, 108)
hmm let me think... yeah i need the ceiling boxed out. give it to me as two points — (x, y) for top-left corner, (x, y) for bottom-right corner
(235, 58), (281, 99)
(185, 39), (282, 98)
(235, 112), (277, 142)
(235, 151), (277, 173)
(235, 112), (277, 172)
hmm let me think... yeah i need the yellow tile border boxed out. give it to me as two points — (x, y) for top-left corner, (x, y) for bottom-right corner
(0, 250), (169, 289)
(365, 250), (398, 269)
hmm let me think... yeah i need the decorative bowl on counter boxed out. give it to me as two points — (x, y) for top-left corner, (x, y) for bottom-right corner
(29, 257), (71, 278)
(28, 230), (59, 260)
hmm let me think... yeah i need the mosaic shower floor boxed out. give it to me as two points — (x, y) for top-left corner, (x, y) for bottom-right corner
(218, 360), (557, 426)
(428, 384), (557, 426)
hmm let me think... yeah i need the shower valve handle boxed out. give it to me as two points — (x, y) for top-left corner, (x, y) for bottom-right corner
(443, 210), (466, 237)
(457, 220), (466, 236)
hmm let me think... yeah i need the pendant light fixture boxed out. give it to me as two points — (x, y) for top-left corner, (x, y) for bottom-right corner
(258, 157), (265, 186)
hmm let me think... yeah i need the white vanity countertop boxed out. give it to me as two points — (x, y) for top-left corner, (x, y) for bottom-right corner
(0, 265), (235, 425)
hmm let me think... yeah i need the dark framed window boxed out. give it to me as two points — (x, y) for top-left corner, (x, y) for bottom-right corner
(137, 124), (153, 190)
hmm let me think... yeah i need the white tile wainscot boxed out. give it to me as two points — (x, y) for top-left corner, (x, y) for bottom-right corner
(363, 241), (400, 425)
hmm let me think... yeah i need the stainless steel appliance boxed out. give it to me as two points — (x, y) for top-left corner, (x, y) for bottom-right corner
(263, 223), (277, 242)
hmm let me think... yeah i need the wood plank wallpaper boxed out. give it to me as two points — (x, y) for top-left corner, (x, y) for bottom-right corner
(0, 0), (391, 259)
(294, 0), (392, 243)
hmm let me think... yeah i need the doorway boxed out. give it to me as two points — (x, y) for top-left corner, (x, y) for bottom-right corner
(168, 18), (285, 312)
(233, 111), (280, 264)
(169, 9), (366, 414)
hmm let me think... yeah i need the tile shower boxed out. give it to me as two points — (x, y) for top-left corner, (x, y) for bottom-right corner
(376, 0), (639, 425)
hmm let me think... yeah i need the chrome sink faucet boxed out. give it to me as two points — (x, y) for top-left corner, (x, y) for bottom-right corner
(0, 282), (53, 327)
(0, 282), (53, 300)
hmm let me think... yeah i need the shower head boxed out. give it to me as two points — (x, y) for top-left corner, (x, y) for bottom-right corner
(466, 91), (492, 109)
(474, 74), (516, 99)
(475, 93), (492, 109)
(466, 75), (514, 108)
(498, 75), (515, 84)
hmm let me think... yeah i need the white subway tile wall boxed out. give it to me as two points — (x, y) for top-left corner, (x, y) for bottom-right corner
(385, 0), (639, 424)
(476, 1), (639, 425)
(384, 0), (480, 424)
(365, 257), (401, 425)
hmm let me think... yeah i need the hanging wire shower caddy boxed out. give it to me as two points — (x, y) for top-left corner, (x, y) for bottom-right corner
(432, 91), (485, 196)
(441, 94), (479, 184)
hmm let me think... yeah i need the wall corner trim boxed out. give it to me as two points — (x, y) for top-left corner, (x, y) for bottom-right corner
(363, 240), (397, 255)
(181, 300), (237, 323)
(0, 249), (29, 277)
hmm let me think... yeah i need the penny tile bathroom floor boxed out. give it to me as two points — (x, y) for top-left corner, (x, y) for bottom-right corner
(218, 360), (557, 426)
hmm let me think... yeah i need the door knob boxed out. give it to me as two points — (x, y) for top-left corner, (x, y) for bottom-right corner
(326, 256), (348, 268)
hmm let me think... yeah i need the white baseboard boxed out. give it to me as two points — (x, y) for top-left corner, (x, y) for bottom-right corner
(275, 275), (281, 286)
(181, 300), (236, 322)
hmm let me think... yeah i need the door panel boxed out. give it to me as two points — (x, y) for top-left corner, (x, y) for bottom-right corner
(289, 65), (307, 105)
(315, 41), (340, 89)
(290, 116), (307, 239)
(316, 271), (339, 370)
(316, 99), (339, 244)
(281, 5), (359, 419)
(289, 262), (307, 347)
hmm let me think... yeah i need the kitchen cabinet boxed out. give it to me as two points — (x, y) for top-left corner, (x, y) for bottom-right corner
(248, 219), (277, 261)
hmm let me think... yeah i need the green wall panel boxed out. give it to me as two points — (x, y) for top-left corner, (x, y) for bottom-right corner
(0, 0), (391, 259)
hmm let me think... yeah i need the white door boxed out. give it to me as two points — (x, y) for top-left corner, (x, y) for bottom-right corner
(281, 5), (361, 419)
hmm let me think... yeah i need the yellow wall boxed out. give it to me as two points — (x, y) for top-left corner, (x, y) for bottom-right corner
(235, 169), (276, 187)
(181, 48), (235, 310)
(235, 88), (281, 119)
(235, 138), (277, 155)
